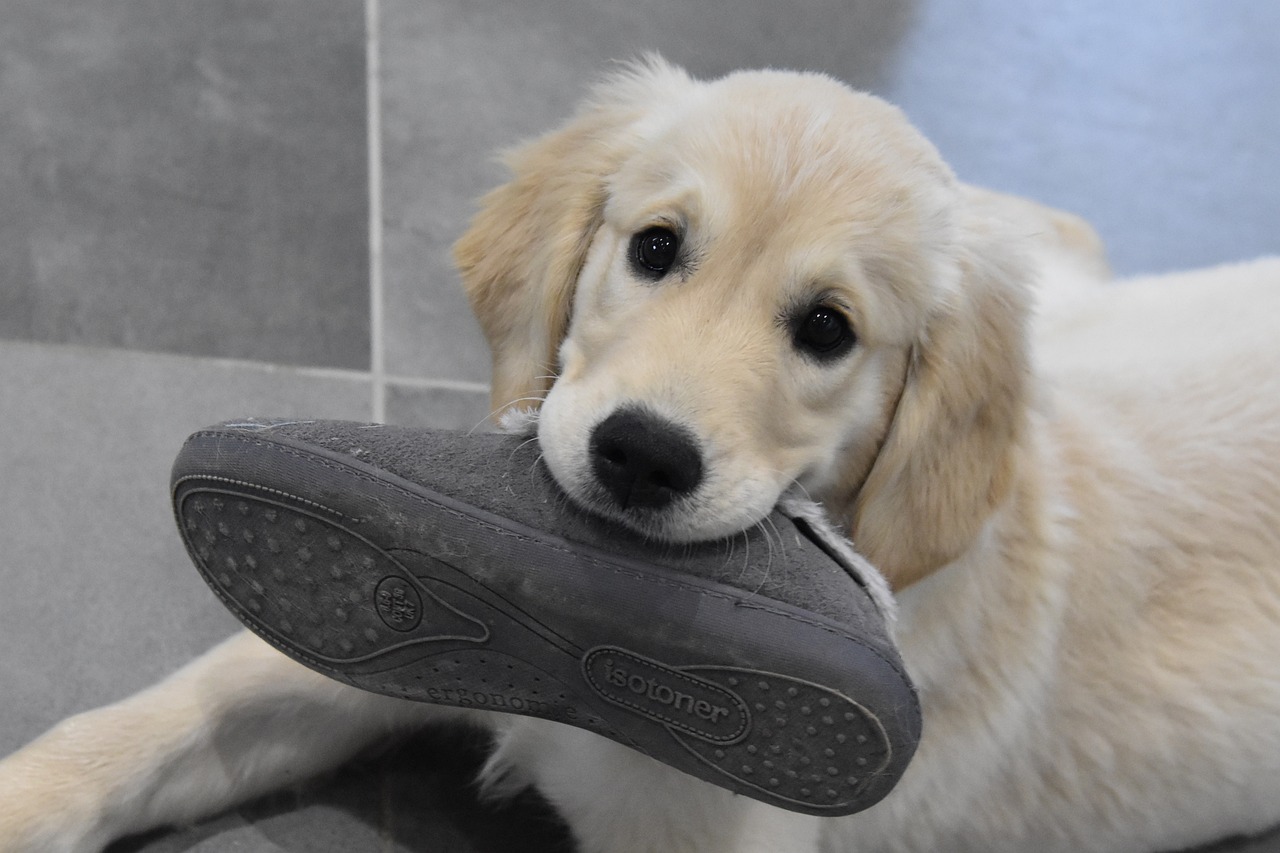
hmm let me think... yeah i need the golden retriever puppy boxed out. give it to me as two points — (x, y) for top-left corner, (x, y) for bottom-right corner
(2, 58), (1279, 853)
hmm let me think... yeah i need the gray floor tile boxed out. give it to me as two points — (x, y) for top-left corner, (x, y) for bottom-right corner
(0, 341), (370, 753)
(385, 381), (494, 432)
(380, 224), (491, 386)
(0, 0), (369, 369)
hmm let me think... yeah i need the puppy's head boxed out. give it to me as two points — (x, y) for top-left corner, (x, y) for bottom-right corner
(456, 58), (1029, 588)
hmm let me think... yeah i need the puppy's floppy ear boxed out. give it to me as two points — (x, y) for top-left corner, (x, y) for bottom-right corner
(454, 57), (692, 419)
(852, 209), (1032, 589)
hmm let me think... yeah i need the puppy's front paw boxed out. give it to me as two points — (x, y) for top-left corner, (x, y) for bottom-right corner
(0, 745), (109, 853)
(0, 811), (102, 853)
(0, 795), (106, 853)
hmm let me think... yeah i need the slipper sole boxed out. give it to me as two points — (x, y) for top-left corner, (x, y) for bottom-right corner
(172, 426), (918, 816)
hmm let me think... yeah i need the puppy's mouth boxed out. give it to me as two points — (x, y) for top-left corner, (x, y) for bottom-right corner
(536, 404), (780, 544)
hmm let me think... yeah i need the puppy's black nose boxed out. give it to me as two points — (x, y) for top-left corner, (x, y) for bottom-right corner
(589, 408), (704, 511)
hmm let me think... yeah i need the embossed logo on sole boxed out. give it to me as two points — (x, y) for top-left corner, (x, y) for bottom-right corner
(375, 576), (422, 632)
(582, 647), (750, 744)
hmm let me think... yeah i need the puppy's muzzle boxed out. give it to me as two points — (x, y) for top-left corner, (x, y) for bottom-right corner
(589, 407), (704, 511)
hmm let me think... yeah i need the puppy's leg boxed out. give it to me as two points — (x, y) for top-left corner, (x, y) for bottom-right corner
(0, 630), (476, 853)
(499, 725), (823, 853)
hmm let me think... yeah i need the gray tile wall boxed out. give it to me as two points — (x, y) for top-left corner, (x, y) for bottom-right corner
(876, 0), (1280, 275)
(378, 0), (1280, 388)
(0, 0), (370, 370)
(3, 1), (1275, 423)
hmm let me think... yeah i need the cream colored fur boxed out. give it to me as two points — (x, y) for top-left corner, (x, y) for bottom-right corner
(2, 59), (1279, 853)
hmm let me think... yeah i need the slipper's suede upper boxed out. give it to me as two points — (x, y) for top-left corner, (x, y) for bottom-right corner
(211, 418), (895, 660)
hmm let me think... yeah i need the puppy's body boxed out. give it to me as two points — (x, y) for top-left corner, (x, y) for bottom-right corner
(2, 61), (1279, 853)
(849, 259), (1280, 852)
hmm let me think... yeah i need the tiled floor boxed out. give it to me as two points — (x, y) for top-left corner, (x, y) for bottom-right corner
(1, 1), (1278, 851)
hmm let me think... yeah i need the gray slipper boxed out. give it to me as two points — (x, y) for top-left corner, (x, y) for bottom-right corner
(171, 418), (919, 816)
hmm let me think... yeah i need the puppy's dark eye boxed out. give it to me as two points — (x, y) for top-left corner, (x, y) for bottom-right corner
(794, 306), (855, 360)
(632, 226), (680, 277)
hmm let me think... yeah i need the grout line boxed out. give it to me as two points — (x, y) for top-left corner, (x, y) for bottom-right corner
(382, 374), (491, 394)
(366, 0), (387, 423)
(4, 340), (379, 384)
(1, 338), (491, 397)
